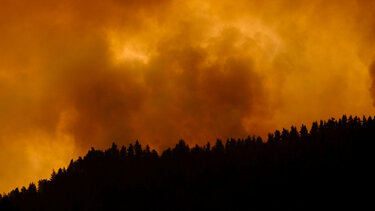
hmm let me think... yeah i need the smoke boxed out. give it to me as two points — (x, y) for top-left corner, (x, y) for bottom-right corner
(1, 0), (375, 192)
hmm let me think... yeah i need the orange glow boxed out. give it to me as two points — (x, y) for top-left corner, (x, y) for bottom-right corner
(1, 0), (374, 192)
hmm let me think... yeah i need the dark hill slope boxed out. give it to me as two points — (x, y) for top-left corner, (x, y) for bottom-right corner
(0, 115), (365, 210)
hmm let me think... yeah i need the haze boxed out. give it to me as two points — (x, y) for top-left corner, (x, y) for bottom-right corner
(1, 0), (374, 192)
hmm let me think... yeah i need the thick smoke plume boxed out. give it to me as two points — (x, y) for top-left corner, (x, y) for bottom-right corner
(0, 0), (374, 192)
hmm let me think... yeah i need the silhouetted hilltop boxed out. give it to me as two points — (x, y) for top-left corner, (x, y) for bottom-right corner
(0, 115), (364, 210)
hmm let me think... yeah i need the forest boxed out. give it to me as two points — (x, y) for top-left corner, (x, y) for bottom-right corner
(0, 115), (361, 210)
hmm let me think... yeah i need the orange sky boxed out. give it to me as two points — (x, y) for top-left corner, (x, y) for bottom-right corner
(1, 0), (374, 193)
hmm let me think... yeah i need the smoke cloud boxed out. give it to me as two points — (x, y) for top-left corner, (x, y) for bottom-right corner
(1, 0), (374, 192)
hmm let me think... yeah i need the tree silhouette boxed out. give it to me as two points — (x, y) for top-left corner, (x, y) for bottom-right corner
(0, 115), (363, 210)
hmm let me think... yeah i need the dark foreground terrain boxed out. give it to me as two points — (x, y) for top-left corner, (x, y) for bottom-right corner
(0, 115), (362, 210)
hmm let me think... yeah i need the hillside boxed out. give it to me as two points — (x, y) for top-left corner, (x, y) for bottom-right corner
(0, 115), (364, 210)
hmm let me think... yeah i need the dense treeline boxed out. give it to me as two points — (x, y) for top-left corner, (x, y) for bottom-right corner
(0, 115), (364, 210)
